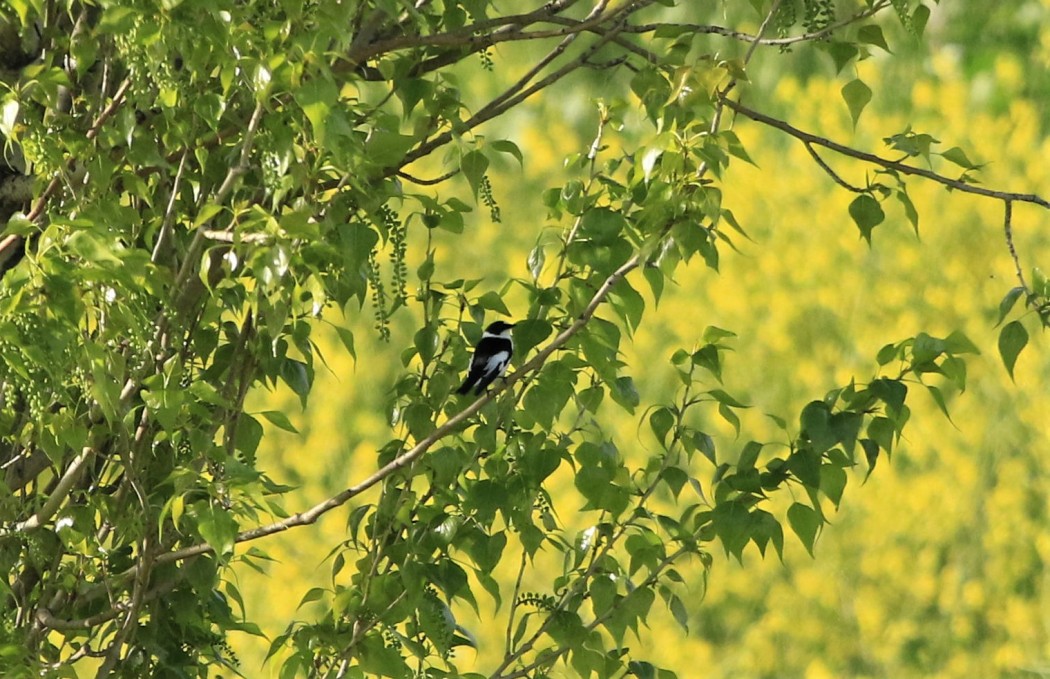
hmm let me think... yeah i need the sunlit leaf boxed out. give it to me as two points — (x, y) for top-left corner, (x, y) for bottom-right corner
(998, 320), (1028, 380)
(841, 78), (872, 128)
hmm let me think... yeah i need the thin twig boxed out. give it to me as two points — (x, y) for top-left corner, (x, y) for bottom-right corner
(804, 141), (866, 193)
(503, 549), (530, 656)
(395, 168), (460, 186)
(199, 229), (272, 244)
(151, 149), (190, 264)
(1003, 200), (1027, 289)
(170, 100), (266, 299)
(626, 0), (891, 46)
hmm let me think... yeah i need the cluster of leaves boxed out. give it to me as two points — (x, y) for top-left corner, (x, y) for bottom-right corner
(0, 0), (1037, 678)
(703, 330), (978, 561)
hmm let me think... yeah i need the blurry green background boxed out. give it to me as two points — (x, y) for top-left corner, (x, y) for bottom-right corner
(229, 2), (1050, 677)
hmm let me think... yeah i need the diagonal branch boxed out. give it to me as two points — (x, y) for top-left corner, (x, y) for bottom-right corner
(388, 1), (644, 178)
(722, 97), (1050, 210)
(804, 141), (866, 193)
(149, 253), (641, 568)
(14, 447), (96, 531)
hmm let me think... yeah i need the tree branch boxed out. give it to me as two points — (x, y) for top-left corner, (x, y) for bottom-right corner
(14, 447), (96, 531)
(722, 97), (1050, 210)
(388, 1), (643, 178)
(1003, 200), (1027, 290)
(804, 141), (866, 193)
(343, 0), (589, 66)
(626, 0), (891, 46)
(147, 253), (641, 568)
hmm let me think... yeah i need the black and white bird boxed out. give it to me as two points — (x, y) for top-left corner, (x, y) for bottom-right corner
(456, 321), (515, 396)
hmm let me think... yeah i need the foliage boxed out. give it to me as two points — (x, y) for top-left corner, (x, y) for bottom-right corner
(0, 1), (1045, 678)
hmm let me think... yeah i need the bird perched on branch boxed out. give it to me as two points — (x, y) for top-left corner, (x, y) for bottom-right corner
(456, 321), (515, 396)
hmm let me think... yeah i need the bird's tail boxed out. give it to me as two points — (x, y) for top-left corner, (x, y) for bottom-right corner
(455, 378), (475, 395)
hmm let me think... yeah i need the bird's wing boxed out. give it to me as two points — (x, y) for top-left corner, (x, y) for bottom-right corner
(483, 350), (510, 377)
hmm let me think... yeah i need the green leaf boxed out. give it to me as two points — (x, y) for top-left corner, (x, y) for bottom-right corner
(197, 505), (239, 558)
(491, 139), (523, 167)
(941, 146), (977, 169)
(857, 25), (889, 51)
(912, 4), (931, 36)
(925, 384), (954, 423)
(580, 208), (628, 245)
(692, 344), (721, 382)
(998, 320), (1028, 380)
(712, 501), (751, 561)
(67, 230), (122, 264)
(823, 41), (859, 73)
(787, 503), (820, 556)
(868, 416), (896, 454)
(692, 430), (716, 464)
(848, 194), (885, 243)
(896, 189), (919, 233)
(877, 342), (900, 366)
(280, 358), (311, 406)
(703, 326), (736, 343)
(461, 150), (489, 200)
(629, 661), (657, 679)
(737, 440), (763, 470)
(98, 5), (140, 33)
(943, 330), (979, 355)
(667, 591), (689, 633)
(911, 332), (944, 365)
(707, 388), (748, 408)
(841, 78), (872, 128)
(610, 278), (645, 332)
(294, 76), (338, 144)
(820, 464), (847, 507)
(650, 407), (675, 447)
(477, 290), (511, 316)
(235, 414), (264, 459)
(259, 410), (299, 433)
(297, 587), (327, 610)
(751, 509), (784, 559)
(514, 319), (552, 356)
(574, 465), (615, 512)
(1034, 267), (1050, 297)
(870, 378), (907, 418)
(800, 400), (834, 452)
(718, 402), (741, 435)
(414, 325), (439, 363)
(996, 286), (1025, 326)
(333, 326), (356, 360)
(721, 130), (756, 166)
(610, 376), (640, 413)
(860, 438), (879, 481)
(364, 128), (416, 167)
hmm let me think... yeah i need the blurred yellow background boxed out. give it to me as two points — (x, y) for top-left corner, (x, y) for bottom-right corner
(227, 21), (1050, 679)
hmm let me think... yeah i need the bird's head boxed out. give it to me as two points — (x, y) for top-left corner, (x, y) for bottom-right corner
(483, 321), (516, 337)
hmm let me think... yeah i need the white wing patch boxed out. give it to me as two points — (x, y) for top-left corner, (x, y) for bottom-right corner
(482, 350), (510, 379)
